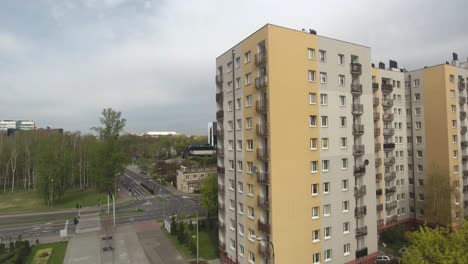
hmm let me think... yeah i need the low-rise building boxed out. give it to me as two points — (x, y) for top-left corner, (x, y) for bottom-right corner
(176, 166), (216, 193)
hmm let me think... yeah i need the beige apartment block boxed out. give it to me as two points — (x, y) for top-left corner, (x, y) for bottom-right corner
(176, 166), (216, 193)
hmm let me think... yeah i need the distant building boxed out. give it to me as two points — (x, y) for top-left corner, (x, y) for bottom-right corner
(0, 120), (35, 131)
(208, 122), (217, 146)
(176, 166), (216, 193)
(143, 131), (177, 137)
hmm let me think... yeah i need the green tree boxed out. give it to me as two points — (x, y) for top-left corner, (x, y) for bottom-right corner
(201, 174), (218, 216)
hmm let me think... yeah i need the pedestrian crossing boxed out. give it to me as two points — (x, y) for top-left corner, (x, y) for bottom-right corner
(135, 195), (154, 200)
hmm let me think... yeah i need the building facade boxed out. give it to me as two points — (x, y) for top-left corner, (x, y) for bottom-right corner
(176, 166), (216, 193)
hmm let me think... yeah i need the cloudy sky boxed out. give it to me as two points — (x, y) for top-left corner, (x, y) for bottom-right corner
(1, 0), (467, 135)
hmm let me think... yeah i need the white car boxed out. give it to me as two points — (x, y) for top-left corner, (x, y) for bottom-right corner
(375, 255), (391, 263)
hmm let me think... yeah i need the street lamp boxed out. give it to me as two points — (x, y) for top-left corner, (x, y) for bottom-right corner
(184, 192), (199, 264)
(251, 235), (275, 264)
(51, 179), (54, 207)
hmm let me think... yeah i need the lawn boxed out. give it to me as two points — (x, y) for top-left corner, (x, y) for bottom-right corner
(0, 188), (109, 214)
(25, 242), (68, 264)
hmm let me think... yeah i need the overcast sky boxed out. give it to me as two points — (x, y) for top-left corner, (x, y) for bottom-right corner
(1, 0), (467, 135)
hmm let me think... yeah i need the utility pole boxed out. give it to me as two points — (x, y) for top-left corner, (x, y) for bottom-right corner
(113, 193), (116, 228)
(107, 194), (110, 214)
(51, 179), (54, 207)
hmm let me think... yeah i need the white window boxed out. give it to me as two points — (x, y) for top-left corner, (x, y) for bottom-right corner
(227, 62), (233, 73)
(236, 98), (241, 110)
(413, 79), (420, 87)
(245, 51), (251, 63)
(230, 219), (235, 230)
(246, 117), (253, 129)
(313, 253), (320, 264)
(238, 202), (244, 214)
(339, 95), (346, 106)
(323, 182), (330, 193)
(230, 199), (235, 210)
(248, 184), (254, 196)
(415, 107), (421, 115)
(227, 101), (233, 111)
(323, 204), (331, 216)
(311, 161), (318, 173)
(235, 57), (240, 69)
(246, 95), (252, 107)
(454, 150), (458, 158)
(453, 135), (458, 143)
(309, 93), (317, 104)
(414, 93), (421, 101)
(308, 70), (316, 82)
(237, 161), (243, 172)
(310, 115), (317, 127)
(312, 206), (320, 219)
(313, 229), (320, 242)
(341, 158), (348, 169)
(308, 48), (315, 60)
(320, 72), (327, 83)
(321, 138), (329, 149)
(239, 244), (244, 256)
(247, 139), (253, 150)
(343, 222), (350, 233)
(452, 120), (457, 128)
(340, 116), (346, 127)
(341, 137), (347, 148)
(248, 251), (255, 263)
(310, 138), (318, 150)
(324, 227), (332, 239)
(338, 54), (345, 65)
(236, 119), (242, 130)
(238, 182), (244, 193)
(247, 162), (254, 173)
(230, 239), (235, 250)
(416, 122), (422, 129)
(228, 140), (234, 150)
(312, 184), (319, 196)
(451, 105), (456, 112)
(248, 206), (254, 218)
(338, 75), (345, 86)
(342, 180), (348, 191)
(417, 150), (423, 158)
(319, 50), (326, 62)
(229, 160), (234, 170)
(416, 136), (423, 144)
(450, 90), (455, 98)
(320, 94), (328, 105)
(237, 140), (243, 150)
(227, 81), (233, 92)
(344, 243), (350, 256)
(321, 116), (328, 127)
(342, 201), (349, 212)
(322, 160), (329, 171)
(245, 73), (251, 85)
(229, 179), (235, 189)
(235, 78), (241, 89)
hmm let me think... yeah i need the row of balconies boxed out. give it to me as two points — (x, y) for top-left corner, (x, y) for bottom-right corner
(258, 196), (270, 209)
(386, 200), (398, 210)
(256, 99), (267, 113)
(217, 166), (225, 175)
(385, 186), (397, 194)
(382, 113), (394, 122)
(459, 78), (466, 90)
(351, 62), (362, 75)
(383, 143), (396, 151)
(258, 219), (271, 235)
(385, 171), (397, 181)
(382, 99), (393, 108)
(384, 156), (396, 166)
(216, 92), (223, 103)
(355, 206), (367, 218)
(463, 185), (468, 193)
(217, 129), (224, 139)
(461, 126), (467, 134)
(460, 96), (466, 105)
(216, 74), (223, 85)
(383, 128), (394, 137)
(387, 215), (398, 225)
(257, 172), (269, 184)
(462, 141), (468, 148)
(256, 123), (268, 137)
(373, 82), (379, 90)
(354, 185), (367, 198)
(258, 243), (271, 259)
(218, 146), (224, 157)
(216, 110), (224, 120)
(376, 188), (383, 196)
(461, 111), (466, 120)
(464, 170), (468, 178)
(356, 247), (368, 259)
(218, 184), (225, 195)
(255, 51), (267, 65)
(257, 148), (268, 161)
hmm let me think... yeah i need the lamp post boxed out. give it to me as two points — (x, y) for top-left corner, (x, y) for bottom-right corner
(51, 179), (54, 207)
(251, 235), (275, 264)
(184, 193), (199, 264)
(158, 168), (164, 219)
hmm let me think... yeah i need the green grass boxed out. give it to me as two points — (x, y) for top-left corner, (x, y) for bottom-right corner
(0, 188), (109, 214)
(25, 242), (68, 264)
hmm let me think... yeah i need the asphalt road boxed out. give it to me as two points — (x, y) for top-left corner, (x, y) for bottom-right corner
(0, 168), (202, 242)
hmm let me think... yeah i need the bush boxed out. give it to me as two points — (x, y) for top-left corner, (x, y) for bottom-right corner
(170, 217), (177, 236)
(9, 242), (14, 252)
(188, 221), (194, 231)
(189, 238), (196, 255)
(177, 222), (185, 243)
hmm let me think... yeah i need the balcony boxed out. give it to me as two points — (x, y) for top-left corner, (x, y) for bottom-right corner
(257, 172), (269, 184)
(459, 81), (466, 91)
(463, 156), (468, 163)
(219, 204), (225, 215)
(353, 145), (365, 156)
(258, 243), (271, 258)
(374, 112), (380, 121)
(256, 148), (268, 161)
(387, 215), (398, 225)
(384, 156), (396, 166)
(355, 206), (367, 218)
(255, 76), (268, 89)
(353, 124), (364, 135)
(216, 74), (223, 85)
(381, 83), (394, 94)
(385, 186), (397, 194)
(350, 62), (362, 75)
(376, 188), (383, 196)
(373, 97), (380, 106)
(354, 185), (367, 198)
(352, 104), (364, 115)
(464, 170), (468, 178)
(373, 82), (379, 90)
(219, 221), (226, 232)
(255, 51), (267, 65)
(355, 226), (368, 238)
(354, 165), (366, 177)
(375, 157), (382, 167)
(386, 201), (397, 210)
(462, 126), (468, 134)
(216, 92), (223, 103)
(374, 128), (380, 136)
(460, 97), (467, 105)
(216, 110), (224, 120)
(382, 113), (394, 122)
(256, 123), (268, 137)
(382, 99), (394, 108)
(218, 184), (225, 195)
(375, 143), (381, 152)
(462, 141), (468, 148)
(463, 185), (468, 193)
(217, 146), (224, 157)
(383, 143), (396, 151)
(257, 196), (270, 209)
(219, 241), (226, 253)
(376, 173), (383, 182)
(356, 247), (368, 259)
(383, 128), (395, 137)
(217, 166), (225, 175)
(351, 84), (363, 95)
(255, 99), (267, 113)
(377, 203), (384, 212)
(461, 111), (467, 120)
(385, 171), (396, 181)
(258, 219), (271, 234)
(465, 201), (468, 208)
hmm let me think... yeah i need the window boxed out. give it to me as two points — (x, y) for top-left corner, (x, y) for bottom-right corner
(343, 222), (350, 233)
(230, 199), (235, 210)
(245, 73), (251, 85)
(320, 72), (327, 83)
(312, 206), (320, 219)
(311, 161), (318, 173)
(227, 101), (233, 111)
(230, 239), (235, 250)
(415, 107), (421, 115)
(238, 182), (244, 193)
(313, 253), (320, 264)
(309, 93), (317, 104)
(246, 140), (253, 150)
(323, 182), (330, 193)
(341, 137), (347, 148)
(308, 48), (315, 60)
(321, 138), (329, 149)
(247, 184), (254, 196)
(310, 115), (317, 127)
(227, 62), (232, 73)
(322, 160), (329, 171)
(246, 95), (252, 107)
(235, 78), (241, 89)
(238, 202), (244, 214)
(248, 251), (255, 263)
(452, 120), (457, 128)
(237, 140), (243, 150)
(246, 117), (253, 129)
(248, 206), (254, 218)
(313, 229), (320, 242)
(453, 135), (458, 143)
(338, 75), (345, 86)
(239, 244), (244, 256)
(338, 54), (344, 65)
(454, 150), (458, 158)
(319, 50), (326, 62)
(320, 94), (328, 105)
(417, 150), (423, 158)
(339, 95), (346, 106)
(397, 81), (401, 88)
(413, 79), (420, 87)
(235, 99), (241, 110)
(323, 204), (331, 216)
(229, 179), (235, 190)
(236, 119), (242, 130)
(342, 201), (349, 212)
(450, 90), (455, 98)
(418, 179), (424, 186)
(235, 57), (240, 69)
(230, 219), (235, 230)
(414, 93), (421, 101)
(321, 116), (328, 127)
(227, 81), (233, 92)
(340, 116), (346, 127)
(416, 136), (423, 144)
(244, 51), (251, 63)
(308, 70), (316, 82)
(228, 140), (234, 150)
(450, 74), (455, 82)
(229, 160), (234, 170)
(247, 162), (254, 173)
(451, 105), (456, 112)
(417, 164), (423, 172)
(416, 122), (422, 129)
(312, 184), (319, 196)
(419, 193), (425, 201)
(310, 138), (318, 150)
(344, 243), (350, 256)
(342, 180), (348, 191)
(237, 161), (243, 172)
(324, 227), (332, 239)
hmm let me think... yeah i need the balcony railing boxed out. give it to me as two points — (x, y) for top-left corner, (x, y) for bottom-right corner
(258, 219), (271, 234)
(463, 170), (468, 178)
(384, 156), (396, 166)
(463, 185), (468, 193)
(382, 113), (394, 122)
(383, 143), (396, 151)
(374, 128), (380, 136)
(387, 215), (398, 225)
(463, 156), (468, 163)
(217, 129), (224, 139)
(354, 165), (366, 177)
(354, 185), (367, 198)
(459, 81), (466, 91)
(374, 112), (380, 121)
(465, 201), (468, 208)
(353, 145), (365, 156)
(219, 203), (225, 215)
(383, 128), (395, 137)
(219, 221), (226, 232)
(385, 186), (397, 194)
(462, 126), (467, 134)
(257, 172), (269, 184)
(381, 83), (394, 94)
(216, 92), (223, 103)
(256, 148), (268, 161)
(377, 204), (384, 212)
(352, 104), (364, 115)
(460, 97), (467, 105)
(356, 226), (368, 238)
(218, 184), (225, 195)
(355, 206), (367, 218)
(385, 171), (397, 181)
(257, 196), (270, 209)
(356, 247), (368, 259)
(461, 111), (467, 120)
(258, 243), (271, 258)
(255, 51), (267, 65)
(376, 173), (383, 182)
(373, 83), (379, 90)
(353, 124), (364, 135)
(255, 99), (267, 113)
(351, 84), (363, 95)
(255, 76), (268, 89)
(386, 200), (397, 210)
(375, 143), (381, 152)
(216, 74), (223, 85)
(217, 146), (224, 157)
(375, 158), (382, 167)
(256, 123), (268, 137)
(373, 97), (380, 106)
(376, 188), (383, 196)
(217, 166), (225, 175)
(350, 62), (362, 75)
(216, 110), (224, 120)
(462, 141), (468, 148)
(382, 99), (394, 108)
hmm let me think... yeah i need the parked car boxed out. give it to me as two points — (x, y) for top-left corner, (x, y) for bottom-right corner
(375, 255), (391, 263)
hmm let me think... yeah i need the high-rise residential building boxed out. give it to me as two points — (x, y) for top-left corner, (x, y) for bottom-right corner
(216, 24), (468, 264)
(0, 120), (35, 131)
